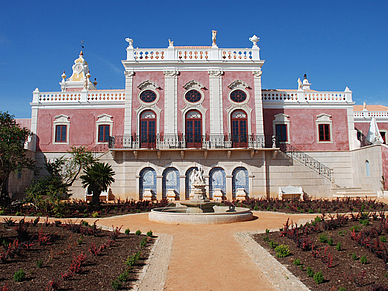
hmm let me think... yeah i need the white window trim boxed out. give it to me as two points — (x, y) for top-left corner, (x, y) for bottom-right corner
(273, 113), (290, 144)
(316, 113), (333, 144)
(181, 105), (207, 136)
(136, 108), (161, 137)
(96, 114), (113, 144)
(137, 80), (160, 106)
(53, 114), (70, 145)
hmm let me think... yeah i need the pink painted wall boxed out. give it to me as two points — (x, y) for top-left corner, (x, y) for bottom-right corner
(36, 108), (124, 152)
(382, 146), (388, 183)
(132, 72), (165, 134)
(222, 72), (256, 134)
(355, 122), (388, 144)
(177, 71), (210, 134)
(16, 118), (31, 131)
(263, 108), (349, 151)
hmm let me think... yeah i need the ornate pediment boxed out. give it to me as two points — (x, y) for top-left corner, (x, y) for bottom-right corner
(137, 80), (160, 90)
(183, 80), (205, 90)
(228, 80), (249, 90)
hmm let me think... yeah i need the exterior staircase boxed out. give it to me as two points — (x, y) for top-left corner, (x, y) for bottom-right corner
(279, 143), (377, 198)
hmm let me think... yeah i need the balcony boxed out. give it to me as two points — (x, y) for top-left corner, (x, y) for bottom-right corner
(108, 134), (273, 150)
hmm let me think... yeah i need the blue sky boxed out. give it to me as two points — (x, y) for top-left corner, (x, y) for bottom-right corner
(1, 0), (387, 118)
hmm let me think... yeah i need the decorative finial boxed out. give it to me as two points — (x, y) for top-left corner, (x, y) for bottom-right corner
(212, 30), (217, 47)
(80, 51), (83, 56)
(86, 71), (91, 79)
(61, 71), (66, 80)
(304, 74), (307, 80)
(249, 35), (259, 47)
(363, 102), (367, 110)
(168, 39), (174, 47)
(125, 38), (133, 48)
(93, 78), (98, 87)
(80, 40), (85, 49)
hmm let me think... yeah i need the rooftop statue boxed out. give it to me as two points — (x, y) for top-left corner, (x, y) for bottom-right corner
(212, 30), (217, 47)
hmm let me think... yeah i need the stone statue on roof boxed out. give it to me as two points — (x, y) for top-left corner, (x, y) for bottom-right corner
(212, 30), (217, 47)
(297, 78), (302, 90)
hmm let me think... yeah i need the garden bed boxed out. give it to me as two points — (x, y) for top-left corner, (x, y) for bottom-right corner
(253, 212), (388, 290)
(0, 218), (154, 290)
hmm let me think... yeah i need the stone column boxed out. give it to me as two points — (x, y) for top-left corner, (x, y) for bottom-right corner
(164, 70), (179, 134)
(226, 174), (233, 201)
(156, 175), (163, 200)
(179, 175), (186, 200)
(208, 70), (224, 134)
(124, 71), (134, 135)
(253, 70), (264, 136)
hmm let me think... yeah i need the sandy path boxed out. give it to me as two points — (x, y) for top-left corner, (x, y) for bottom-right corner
(97, 211), (316, 291)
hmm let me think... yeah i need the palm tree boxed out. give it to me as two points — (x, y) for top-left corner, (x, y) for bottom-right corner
(80, 162), (115, 206)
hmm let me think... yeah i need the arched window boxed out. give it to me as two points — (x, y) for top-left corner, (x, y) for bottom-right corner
(140, 110), (156, 148)
(232, 167), (249, 199)
(231, 110), (248, 148)
(162, 167), (180, 199)
(365, 160), (370, 177)
(139, 167), (156, 200)
(185, 110), (202, 148)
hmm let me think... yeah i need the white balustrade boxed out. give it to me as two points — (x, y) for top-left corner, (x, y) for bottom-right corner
(354, 111), (388, 118)
(262, 91), (352, 103)
(36, 90), (125, 103)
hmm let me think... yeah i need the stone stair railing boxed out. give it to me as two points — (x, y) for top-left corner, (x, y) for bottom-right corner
(279, 143), (333, 181)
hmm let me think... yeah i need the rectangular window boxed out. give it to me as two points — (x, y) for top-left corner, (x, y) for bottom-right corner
(318, 124), (330, 141)
(98, 125), (110, 142)
(380, 131), (386, 144)
(55, 125), (67, 142)
(275, 124), (287, 142)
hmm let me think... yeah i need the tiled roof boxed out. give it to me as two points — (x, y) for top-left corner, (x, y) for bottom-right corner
(354, 105), (388, 112)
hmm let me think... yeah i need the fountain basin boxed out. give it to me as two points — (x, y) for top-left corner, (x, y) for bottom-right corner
(149, 205), (253, 225)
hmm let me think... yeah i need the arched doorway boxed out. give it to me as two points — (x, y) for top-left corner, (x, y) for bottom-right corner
(139, 167), (156, 200)
(231, 110), (248, 148)
(140, 110), (156, 148)
(209, 167), (226, 199)
(185, 167), (198, 200)
(162, 167), (180, 199)
(185, 110), (202, 148)
(232, 167), (249, 199)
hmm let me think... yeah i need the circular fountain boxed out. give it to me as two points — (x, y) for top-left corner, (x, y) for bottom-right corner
(149, 166), (253, 224)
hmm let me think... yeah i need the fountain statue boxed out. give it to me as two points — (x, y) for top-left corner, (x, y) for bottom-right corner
(148, 164), (253, 224)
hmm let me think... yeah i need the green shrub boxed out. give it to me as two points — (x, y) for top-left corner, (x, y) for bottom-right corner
(338, 287), (346, 291)
(308, 208), (314, 213)
(77, 235), (83, 245)
(328, 238), (333, 246)
(140, 237), (147, 247)
(338, 230), (346, 236)
(0, 209), (4, 215)
(314, 216), (322, 223)
(111, 279), (122, 290)
(299, 265), (304, 271)
(124, 229), (130, 235)
(14, 269), (26, 282)
(351, 253), (358, 260)
(319, 233), (328, 243)
(274, 244), (290, 258)
(135, 230), (141, 235)
(36, 259), (43, 268)
(82, 221), (89, 227)
(15, 211), (22, 216)
(380, 236), (387, 242)
(146, 230), (153, 237)
(336, 242), (341, 251)
(263, 235), (269, 242)
(313, 271), (324, 284)
(350, 225), (360, 232)
(265, 229), (270, 234)
(306, 266), (314, 277)
(253, 205), (258, 210)
(293, 258), (301, 266)
(266, 206), (270, 211)
(268, 240), (278, 249)
(360, 255), (367, 264)
(117, 271), (129, 282)
(360, 219), (369, 226)
(92, 211), (99, 218)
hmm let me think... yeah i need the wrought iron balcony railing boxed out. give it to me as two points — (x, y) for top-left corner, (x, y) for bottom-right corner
(109, 134), (271, 150)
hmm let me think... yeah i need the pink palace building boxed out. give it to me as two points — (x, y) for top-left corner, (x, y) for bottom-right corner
(13, 33), (388, 201)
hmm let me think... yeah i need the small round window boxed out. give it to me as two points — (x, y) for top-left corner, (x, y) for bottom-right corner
(140, 90), (157, 103)
(185, 90), (202, 103)
(230, 90), (247, 103)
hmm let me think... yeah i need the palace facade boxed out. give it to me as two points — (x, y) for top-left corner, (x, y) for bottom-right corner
(13, 33), (388, 200)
